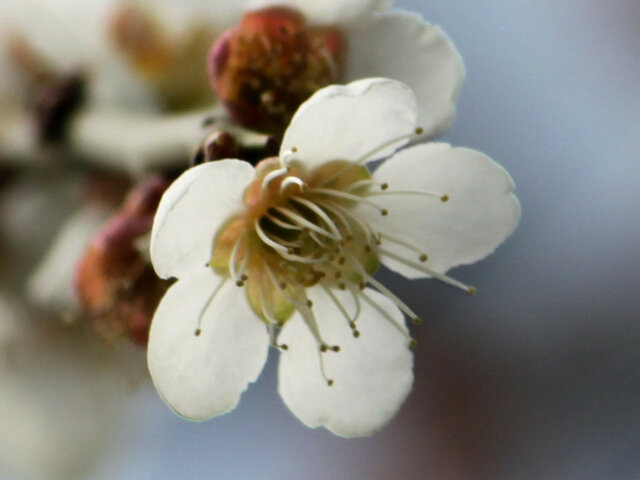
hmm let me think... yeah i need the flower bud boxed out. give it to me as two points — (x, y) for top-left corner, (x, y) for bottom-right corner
(209, 7), (343, 135)
(75, 176), (171, 346)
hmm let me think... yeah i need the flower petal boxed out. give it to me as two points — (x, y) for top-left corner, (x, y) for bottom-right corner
(345, 11), (464, 137)
(150, 159), (255, 279)
(278, 287), (413, 437)
(147, 267), (269, 420)
(365, 143), (521, 276)
(281, 78), (418, 172)
(247, 0), (391, 27)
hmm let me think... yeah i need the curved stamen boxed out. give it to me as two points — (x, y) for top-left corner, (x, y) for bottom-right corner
(312, 199), (353, 236)
(290, 196), (342, 239)
(194, 277), (228, 336)
(255, 219), (289, 252)
(280, 176), (308, 194)
(228, 232), (247, 285)
(265, 211), (303, 230)
(314, 199), (379, 245)
(274, 206), (340, 240)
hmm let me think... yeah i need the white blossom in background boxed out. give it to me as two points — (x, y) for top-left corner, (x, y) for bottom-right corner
(147, 78), (520, 437)
(0, 293), (144, 480)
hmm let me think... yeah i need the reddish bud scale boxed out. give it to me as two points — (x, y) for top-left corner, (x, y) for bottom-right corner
(209, 7), (343, 135)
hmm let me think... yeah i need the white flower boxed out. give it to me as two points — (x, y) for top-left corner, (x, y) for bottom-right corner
(147, 78), (520, 437)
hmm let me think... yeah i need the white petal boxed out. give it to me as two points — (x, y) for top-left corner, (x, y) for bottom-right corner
(150, 159), (255, 279)
(70, 109), (210, 176)
(278, 287), (413, 437)
(365, 143), (521, 276)
(247, 0), (391, 27)
(345, 11), (465, 137)
(281, 78), (418, 171)
(147, 267), (269, 420)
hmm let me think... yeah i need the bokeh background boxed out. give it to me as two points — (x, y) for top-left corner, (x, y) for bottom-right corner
(2, 0), (639, 479)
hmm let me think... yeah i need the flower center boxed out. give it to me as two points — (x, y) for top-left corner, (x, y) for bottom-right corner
(210, 154), (381, 329)
(209, 7), (343, 134)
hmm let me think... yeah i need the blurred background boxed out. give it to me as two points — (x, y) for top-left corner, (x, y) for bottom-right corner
(1, 0), (639, 479)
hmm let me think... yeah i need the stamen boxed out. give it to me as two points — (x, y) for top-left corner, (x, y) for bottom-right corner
(264, 261), (305, 307)
(265, 211), (303, 230)
(194, 278), (228, 336)
(308, 188), (388, 216)
(290, 196), (342, 239)
(311, 199), (353, 236)
(364, 189), (449, 202)
(280, 176), (308, 194)
(322, 286), (361, 339)
(379, 247), (475, 294)
(258, 278), (285, 329)
(268, 324), (288, 350)
(228, 232), (248, 285)
(280, 147), (298, 167)
(297, 302), (335, 387)
(315, 199), (378, 245)
(345, 252), (421, 324)
(255, 219), (289, 252)
(379, 232), (428, 261)
(360, 290), (414, 347)
(319, 128), (424, 187)
(274, 206), (340, 240)
(346, 179), (388, 193)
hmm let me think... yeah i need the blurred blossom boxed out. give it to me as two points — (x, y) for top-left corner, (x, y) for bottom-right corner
(75, 176), (171, 346)
(0, 292), (146, 480)
(210, 1), (464, 135)
(146, 78), (519, 436)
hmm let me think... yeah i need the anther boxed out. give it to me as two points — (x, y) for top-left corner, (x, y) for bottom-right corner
(353, 330), (360, 338)
(419, 254), (428, 262)
(338, 282), (346, 290)
(441, 194), (449, 202)
(381, 209), (389, 216)
(279, 344), (289, 350)
(381, 183), (389, 190)
(327, 379), (334, 387)
(415, 127), (424, 135)
(338, 257), (345, 265)
(468, 286), (477, 295)
(320, 344), (329, 352)
(410, 338), (418, 348)
(235, 280), (245, 287)
(306, 299), (313, 307)
(412, 317), (422, 326)
(194, 329), (202, 337)
(331, 345), (340, 352)
(291, 146), (298, 153)
(364, 245), (372, 252)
